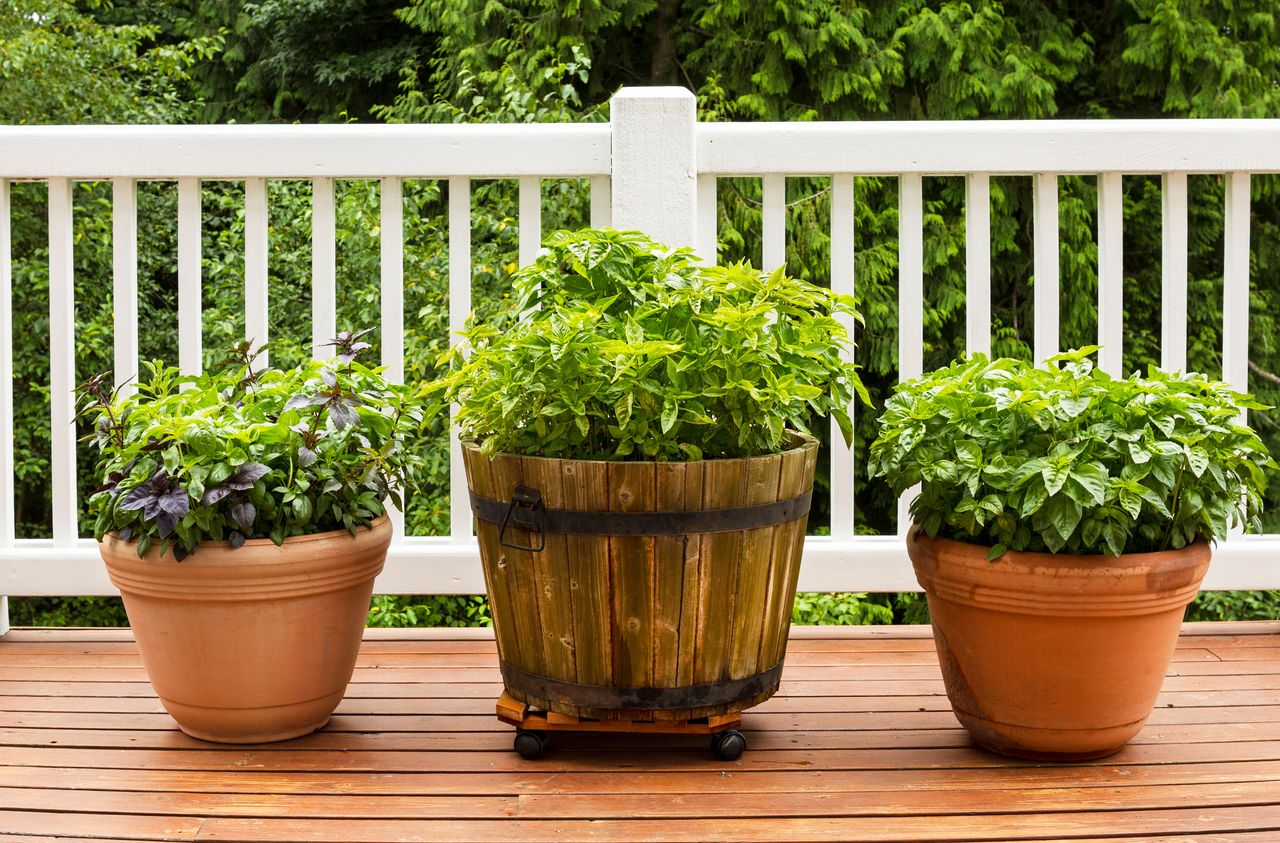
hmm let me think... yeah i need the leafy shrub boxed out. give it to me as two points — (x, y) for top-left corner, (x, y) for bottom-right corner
(368, 595), (492, 628)
(791, 593), (894, 625)
(870, 348), (1276, 556)
(76, 334), (429, 559)
(1186, 591), (1280, 622)
(432, 228), (867, 460)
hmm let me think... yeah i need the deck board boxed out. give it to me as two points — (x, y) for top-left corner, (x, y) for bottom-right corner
(0, 621), (1277, 841)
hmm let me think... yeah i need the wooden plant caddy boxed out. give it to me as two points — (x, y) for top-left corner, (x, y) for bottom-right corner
(497, 692), (748, 760)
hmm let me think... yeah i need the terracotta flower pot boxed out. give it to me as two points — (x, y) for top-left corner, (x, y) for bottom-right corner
(100, 517), (390, 743)
(907, 529), (1210, 761)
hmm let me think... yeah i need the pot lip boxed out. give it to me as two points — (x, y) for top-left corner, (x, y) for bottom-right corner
(462, 430), (819, 465)
(100, 514), (391, 550)
(907, 525), (1211, 563)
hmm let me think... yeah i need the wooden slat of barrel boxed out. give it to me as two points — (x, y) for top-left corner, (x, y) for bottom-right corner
(463, 446), (526, 676)
(521, 458), (577, 686)
(762, 441), (818, 670)
(652, 463), (687, 684)
(693, 457), (751, 686)
(656, 460), (702, 721)
(728, 453), (784, 680)
(561, 459), (611, 692)
(488, 454), (549, 680)
(607, 461), (657, 723)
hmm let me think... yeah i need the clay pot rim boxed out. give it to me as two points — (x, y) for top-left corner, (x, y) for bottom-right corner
(101, 514), (391, 551)
(908, 525), (1211, 565)
(462, 430), (818, 466)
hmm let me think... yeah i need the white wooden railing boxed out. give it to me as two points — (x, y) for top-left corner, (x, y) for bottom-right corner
(2, 86), (1280, 629)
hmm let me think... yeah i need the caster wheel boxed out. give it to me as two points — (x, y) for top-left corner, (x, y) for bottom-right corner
(514, 730), (547, 759)
(711, 729), (746, 761)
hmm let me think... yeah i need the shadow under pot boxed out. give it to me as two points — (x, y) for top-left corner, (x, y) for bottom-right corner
(462, 433), (818, 721)
(907, 529), (1210, 761)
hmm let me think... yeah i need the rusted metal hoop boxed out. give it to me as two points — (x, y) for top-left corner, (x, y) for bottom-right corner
(500, 660), (785, 710)
(469, 488), (812, 538)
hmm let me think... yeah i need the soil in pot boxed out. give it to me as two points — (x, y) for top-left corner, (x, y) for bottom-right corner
(908, 530), (1211, 760)
(100, 517), (390, 743)
(464, 434), (819, 721)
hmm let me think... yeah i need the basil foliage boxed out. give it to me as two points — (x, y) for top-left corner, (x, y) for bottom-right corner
(77, 334), (429, 559)
(869, 348), (1276, 557)
(432, 228), (869, 461)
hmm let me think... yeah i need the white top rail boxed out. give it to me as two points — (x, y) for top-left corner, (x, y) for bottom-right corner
(698, 120), (1280, 175)
(0, 124), (612, 180)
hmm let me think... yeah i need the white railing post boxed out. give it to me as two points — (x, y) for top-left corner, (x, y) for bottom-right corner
(49, 179), (77, 550)
(609, 87), (697, 248)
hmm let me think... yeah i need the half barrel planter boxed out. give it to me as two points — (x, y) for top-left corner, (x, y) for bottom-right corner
(462, 433), (819, 726)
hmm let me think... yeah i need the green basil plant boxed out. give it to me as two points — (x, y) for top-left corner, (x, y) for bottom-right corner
(431, 228), (869, 461)
(869, 347), (1275, 558)
(76, 332), (429, 559)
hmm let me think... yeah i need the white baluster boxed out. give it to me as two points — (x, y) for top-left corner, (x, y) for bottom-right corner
(1097, 172), (1124, 376)
(1033, 173), (1060, 364)
(449, 178), (473, 544)
(177, 178), (202, 378)
(1161, 172), (1189, 373)
(381, 177), (405, 540)
(48, 179), (77, 549)
(245, 178), (269, 366)
(311, 177), (337, 360)
(965, 174), (991, 356)
(897, 174), (924, 536)
(829, 173), (856, 541)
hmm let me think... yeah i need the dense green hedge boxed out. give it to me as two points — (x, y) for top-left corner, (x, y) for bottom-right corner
(4, 0), (1279, 625)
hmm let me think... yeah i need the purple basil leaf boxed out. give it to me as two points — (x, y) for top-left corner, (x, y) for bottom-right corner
(283, 394), (312, 412)
(330, 400), (358, 430)
(118, 526), (133, 541)
(155, 512), (177, 538)
(158, 488), (189, 517)
(351, 342), (371, 353)
(228, 530), (246, 550)
(201, 485), (233, 506)
(310, 394), (330, 406)
(119, 485), (153, 511)
(231, 501), (256, 532)
(298, 446), (317, 468)
(143, 497), (164, 521)
(227, 462), (270, 491)
(337, 352), (356, 365)
(321, 368), (337, 388)
(173, 543), (190, 562)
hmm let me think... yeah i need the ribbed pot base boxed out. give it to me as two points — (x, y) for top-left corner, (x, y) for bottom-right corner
(908, 530), (1211, 761)
(165, 698), (338, 744)
(956, 712), (1142, 762)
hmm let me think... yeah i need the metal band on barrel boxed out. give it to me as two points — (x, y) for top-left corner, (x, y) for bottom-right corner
(469, 489), (811, 537)
(499, 660), (785, 710)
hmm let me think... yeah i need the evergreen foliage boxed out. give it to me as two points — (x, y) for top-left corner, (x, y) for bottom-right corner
(4, 0), (1280, 624)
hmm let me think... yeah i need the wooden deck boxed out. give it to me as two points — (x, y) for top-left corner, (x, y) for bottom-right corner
(0, 622), (1277, 841)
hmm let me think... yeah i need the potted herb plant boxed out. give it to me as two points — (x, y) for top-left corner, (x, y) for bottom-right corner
(78, 332), (427, 743)
(869, 348), (1274, 760)
(432, 228), (866, 756)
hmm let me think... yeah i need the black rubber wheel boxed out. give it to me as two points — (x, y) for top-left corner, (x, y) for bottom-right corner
(711, 729), (747, 761)
(514, 730), (547, 759)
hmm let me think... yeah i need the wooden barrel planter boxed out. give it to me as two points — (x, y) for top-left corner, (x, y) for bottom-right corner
(463, 433), (818, 722)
